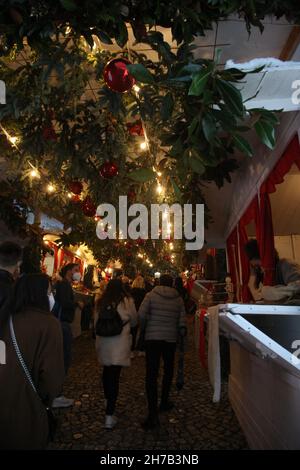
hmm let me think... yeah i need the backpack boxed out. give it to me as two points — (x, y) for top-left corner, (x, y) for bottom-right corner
(95, 303), (128, 337)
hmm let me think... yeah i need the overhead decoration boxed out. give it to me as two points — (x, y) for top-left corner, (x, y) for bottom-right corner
(82, 196), (96, 217)
(103, 58), (135, 93)
(69, 181), (83, 195)
(0, 0), (291, 270)
(99, 161), (119, 179)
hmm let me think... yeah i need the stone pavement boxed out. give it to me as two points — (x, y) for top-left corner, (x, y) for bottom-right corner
(49, 327), (248, 450)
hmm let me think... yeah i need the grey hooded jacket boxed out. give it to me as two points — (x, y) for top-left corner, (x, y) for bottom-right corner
(138, 285), (186, 343)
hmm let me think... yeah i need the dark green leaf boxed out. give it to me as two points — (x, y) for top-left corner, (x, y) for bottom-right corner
(188, 116), (199, 137)
(96, 31), (113, 45)
(189, 154), (205, 174)
(59, 0), (77, 11)
(233, 134), (253, 157)
(202, 114), (216, 142)
(161, 93), (174, 121)
(254, 120), (275, 149)
(128, 168), (156, 182)
(170, 178), (182, 202)
(216, 79), (244, 117)
(127, 64), (154, 84)
(188, 66), (212, 96)
(116, 22), (128, 48)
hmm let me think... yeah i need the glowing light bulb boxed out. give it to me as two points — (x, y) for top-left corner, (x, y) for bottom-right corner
(133, 85), (140, 93)
(67, 192), (72, 198)
(140, 141), (147, 150)
(30, 169), (40, 179)
(47, 184), (55, 193)
(9, 136), (18, 145)
(156, 183), (163, 195)
(157, 171), (162, 177)
(170, 243), (174, 250)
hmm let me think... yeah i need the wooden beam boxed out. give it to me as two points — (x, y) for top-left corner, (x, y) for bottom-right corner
(279, 25), (300, 60)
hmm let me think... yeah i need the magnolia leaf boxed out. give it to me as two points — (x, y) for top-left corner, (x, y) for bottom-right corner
(254, 120), (275, 149)
(59, 0), (77, 11)
(127, 64), (154, 84)
(233, 134), (254, 157)
(189, 155), (205, 174)
(188, 66), (212, 96)
(128, 168), (156, 182)
(170, 178), (182, 202)
(216, 79), (244, 117)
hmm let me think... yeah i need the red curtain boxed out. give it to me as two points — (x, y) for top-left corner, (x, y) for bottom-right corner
(238, 196), (260, 300)
(258, 135), (300, 285)
(227, 135), (300, 294)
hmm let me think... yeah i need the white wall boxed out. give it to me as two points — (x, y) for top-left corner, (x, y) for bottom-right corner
(275, 235), (300, 265)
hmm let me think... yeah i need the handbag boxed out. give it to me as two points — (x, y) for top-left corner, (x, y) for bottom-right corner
(9, 316), (57, 442)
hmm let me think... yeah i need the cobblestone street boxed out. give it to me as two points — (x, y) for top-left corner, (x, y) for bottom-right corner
(49, 328), (248, 451)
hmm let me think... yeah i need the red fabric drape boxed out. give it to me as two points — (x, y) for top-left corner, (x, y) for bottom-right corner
(227, 135), (300, 292)
(257, 191), (276, 285)
(238, 196), (260, 300)
(258, 135), (300, 285)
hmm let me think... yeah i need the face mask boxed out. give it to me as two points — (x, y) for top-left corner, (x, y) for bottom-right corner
(72, 272), (81, 282)
(48, 293), (55, 312)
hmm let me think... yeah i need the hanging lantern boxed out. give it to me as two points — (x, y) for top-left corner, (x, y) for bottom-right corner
(99, 161), (119, 178)
(69, 181), (83, 195)
(82, 196), (96, 217)
(103, 58), (136, 93)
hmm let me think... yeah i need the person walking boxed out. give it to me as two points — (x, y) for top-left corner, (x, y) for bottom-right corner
(95, 279), (137, 429)
(0, 274), (64, 449)
(52, 262), (81, 408)
(138, 274), (186, 430)
(131, 275), (147, 357)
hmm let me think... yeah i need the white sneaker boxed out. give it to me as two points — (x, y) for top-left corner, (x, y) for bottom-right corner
(105, 415), (118, 429)
(52, 396), (74, 408)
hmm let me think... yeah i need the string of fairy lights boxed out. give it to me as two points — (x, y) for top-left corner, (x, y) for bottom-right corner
(0, 32), (178, 269)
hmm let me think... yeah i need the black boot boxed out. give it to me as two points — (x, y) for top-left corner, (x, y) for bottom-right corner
(141, 414), (160, 430)
(159, 400), (174, 412)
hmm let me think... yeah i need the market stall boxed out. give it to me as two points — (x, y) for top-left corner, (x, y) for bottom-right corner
(207, 303), (300, 450)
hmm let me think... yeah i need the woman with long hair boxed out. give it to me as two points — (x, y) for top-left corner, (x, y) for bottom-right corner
(95, 278), (137, 429)
(0, 273), (64, 449)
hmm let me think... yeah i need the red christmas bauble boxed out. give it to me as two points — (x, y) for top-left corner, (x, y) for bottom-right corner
(99, 161), (119, 178)
(69, 181), (83, 195)
(164, 254), (171, 262)
(82, 197), (96, 217)
(42, 126), (57, 141)
(127, 121), (144, 136)
(103, 58), (136, 93)
(137, 238), (146, 246)
(71, 194), (81, 204)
